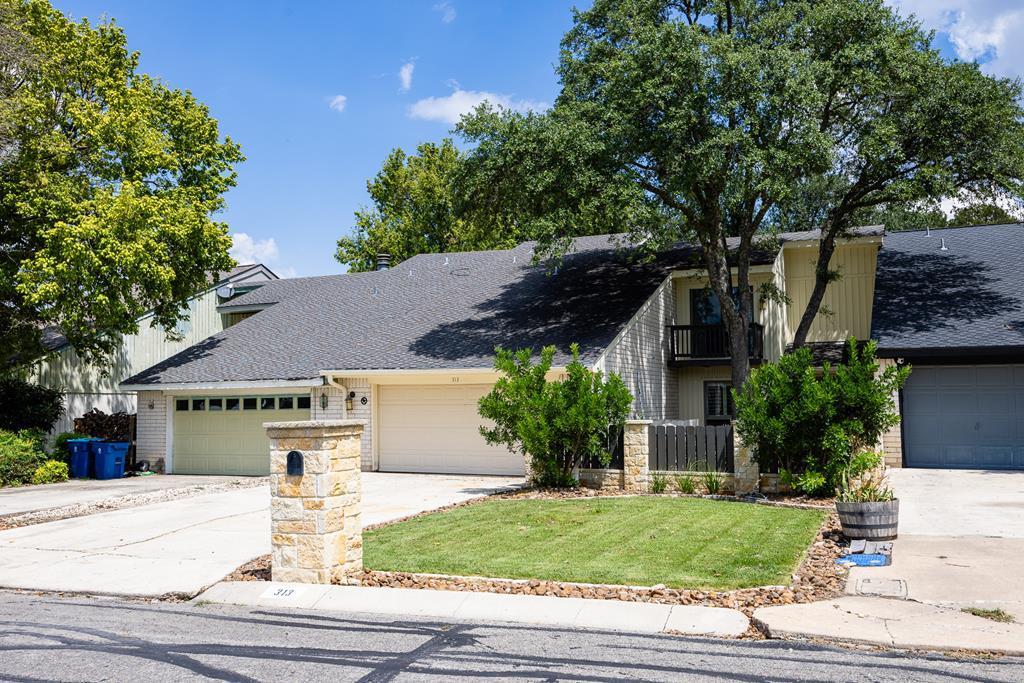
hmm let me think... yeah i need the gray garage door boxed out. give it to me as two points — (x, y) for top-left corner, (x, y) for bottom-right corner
(903, 365), (1024, 470)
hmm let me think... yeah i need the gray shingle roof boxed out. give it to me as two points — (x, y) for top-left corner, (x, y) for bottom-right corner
(871, 223), (1024, 355)
(122, 228), (882, 387)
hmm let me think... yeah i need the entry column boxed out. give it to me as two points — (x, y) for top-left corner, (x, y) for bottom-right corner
(264, 419), (365, 584)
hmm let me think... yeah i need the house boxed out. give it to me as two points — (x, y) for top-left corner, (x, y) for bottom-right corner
(118, 228), (883, 476)
(871, 223), (1024, 471)
(33, 264), (278, 434)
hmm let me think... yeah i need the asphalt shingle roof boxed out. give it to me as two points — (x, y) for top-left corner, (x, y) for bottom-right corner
(122, 228), (882, 387)
(871, 223), (1024, 354)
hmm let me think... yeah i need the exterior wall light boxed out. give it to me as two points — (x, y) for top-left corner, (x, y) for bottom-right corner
(345, 391), (355, 411)
(320, 392), (329, 410)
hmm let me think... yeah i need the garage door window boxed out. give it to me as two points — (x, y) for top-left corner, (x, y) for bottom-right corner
(192, 399), (205, 411)
(279, 396), (294, 409)
(175, 399), (189, 411)
(208, 398), (223, 411)
(175, 395), (312, 414)
(261, 397), (275, 410)
(226, 398), (240, 411)
(243, 397), (257, 410)
(297, 396), (310, 409)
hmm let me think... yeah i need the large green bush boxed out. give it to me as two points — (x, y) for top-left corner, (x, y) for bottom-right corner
(0, 378), (64, 432)
(734, 338), (909, 496)
(0, 429), (48, 487)
(478, 344), (633, 487)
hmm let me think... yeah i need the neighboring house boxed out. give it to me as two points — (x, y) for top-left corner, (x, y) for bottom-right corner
(119, 228), (882, 476)
(33, 264), (278, 434)
(872, 223), (1024, 471)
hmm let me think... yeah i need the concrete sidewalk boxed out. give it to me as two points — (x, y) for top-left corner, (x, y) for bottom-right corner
(755, 595), (1024, 655)
(196, 580), (751, 637)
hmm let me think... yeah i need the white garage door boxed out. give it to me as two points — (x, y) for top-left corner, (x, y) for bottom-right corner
(378, 385), (523, 475)
(903, 365), (1024, 470)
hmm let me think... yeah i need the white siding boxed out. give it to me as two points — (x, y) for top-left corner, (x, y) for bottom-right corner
(136, 391), (167, 471)
(314, 378), (374, 471)
(599, 276), (678, 420)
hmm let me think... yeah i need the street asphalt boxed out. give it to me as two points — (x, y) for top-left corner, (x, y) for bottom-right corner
(1, 591), (1022, 682)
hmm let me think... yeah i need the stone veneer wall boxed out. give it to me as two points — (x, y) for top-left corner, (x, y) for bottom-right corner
(600, 276), (679, 420)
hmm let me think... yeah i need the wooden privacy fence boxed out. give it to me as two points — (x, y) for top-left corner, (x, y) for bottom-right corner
(648, 421), (734, 473)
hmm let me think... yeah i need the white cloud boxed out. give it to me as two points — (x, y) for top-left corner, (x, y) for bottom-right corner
(890, 1), (1024, 77)
(230, 232), (279, 264)
(408, 88), (548, 125)
(328, 94), (347, 113)
(433, 1), (456, 24)
(399, 62), (415, 92)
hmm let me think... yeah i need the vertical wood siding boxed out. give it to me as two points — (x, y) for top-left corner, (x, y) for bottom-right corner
(783, 243), (878, 342)
(599, 276), (679, 420)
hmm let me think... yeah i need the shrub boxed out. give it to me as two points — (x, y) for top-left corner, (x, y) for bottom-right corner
(31, 460), (69, 485)
(674, 473), (696, 494)
(0, 429), (48, 487)
(479, 344), (633, 488)
(734, 338), (909, 496)
(650, 472), (668, 494)
(700, 469), (724, 496)
(0, 378), (64, 433)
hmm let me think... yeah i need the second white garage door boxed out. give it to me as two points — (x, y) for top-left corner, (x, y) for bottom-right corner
(378, 384), (524, 475)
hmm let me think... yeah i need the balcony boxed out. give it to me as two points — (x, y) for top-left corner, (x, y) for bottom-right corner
(667, 323), (764, 366)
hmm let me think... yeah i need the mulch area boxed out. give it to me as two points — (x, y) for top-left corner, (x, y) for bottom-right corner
(225, 489), (849, 619)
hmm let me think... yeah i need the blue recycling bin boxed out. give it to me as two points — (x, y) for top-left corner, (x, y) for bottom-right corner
(92, 441), (128, 480)
(67, 439), (96, 479)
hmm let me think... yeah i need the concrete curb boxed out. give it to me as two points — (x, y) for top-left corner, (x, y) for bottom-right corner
(195, 581), (751, 637)
(754, 596), (1024, 656)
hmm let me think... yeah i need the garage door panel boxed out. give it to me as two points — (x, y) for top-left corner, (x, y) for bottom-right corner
(379, 385), (523, 475)
(173, 400), (309, 475)
(904, 365), (1024, 470)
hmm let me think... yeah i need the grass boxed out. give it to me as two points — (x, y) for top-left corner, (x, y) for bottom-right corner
(364, 497), (825, 590)
(961, 607), (1015, 623)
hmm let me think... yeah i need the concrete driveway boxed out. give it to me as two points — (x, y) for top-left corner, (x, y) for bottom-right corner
(849, 469), (1024, 621)
(0, 475), (246, 517)
(0, 472), (521, 598)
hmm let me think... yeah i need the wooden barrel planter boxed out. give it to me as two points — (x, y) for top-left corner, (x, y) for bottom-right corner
(835, 499), (899, 541)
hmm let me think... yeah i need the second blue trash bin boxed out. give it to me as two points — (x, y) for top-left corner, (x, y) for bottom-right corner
(92, 441), (128, 480)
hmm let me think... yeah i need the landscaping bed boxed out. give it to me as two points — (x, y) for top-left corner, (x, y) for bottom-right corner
(229, 495), (847, 616)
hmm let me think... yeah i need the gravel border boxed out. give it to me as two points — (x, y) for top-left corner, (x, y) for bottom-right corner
(0, 477), (269, 531)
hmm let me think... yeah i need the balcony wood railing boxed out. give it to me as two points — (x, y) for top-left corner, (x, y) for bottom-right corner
(667, 323), (764, 366)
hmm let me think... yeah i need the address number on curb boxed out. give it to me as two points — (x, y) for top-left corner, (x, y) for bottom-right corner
(259, 585), (306, 600)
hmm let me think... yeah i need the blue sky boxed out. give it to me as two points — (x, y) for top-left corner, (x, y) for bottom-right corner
(53, 1), (1022, 278)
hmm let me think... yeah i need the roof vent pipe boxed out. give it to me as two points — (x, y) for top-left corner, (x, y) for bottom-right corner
(376, 253), (391, 271)
(940, 237), (948, 251)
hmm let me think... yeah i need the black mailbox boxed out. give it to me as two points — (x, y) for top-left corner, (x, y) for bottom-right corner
(286, 450), (304, 476)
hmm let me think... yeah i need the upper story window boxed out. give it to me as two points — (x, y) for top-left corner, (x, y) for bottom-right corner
(690, 287), (753, 325)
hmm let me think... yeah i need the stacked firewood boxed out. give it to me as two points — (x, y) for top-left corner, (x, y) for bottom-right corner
(74, 409), (134, 440)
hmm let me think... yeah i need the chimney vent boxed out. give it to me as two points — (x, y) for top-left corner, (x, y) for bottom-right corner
(376, 253), (391, 271)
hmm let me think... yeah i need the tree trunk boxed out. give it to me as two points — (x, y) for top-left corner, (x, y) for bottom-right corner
(791, 231), (839, 348)
(701, 227), (753, 401)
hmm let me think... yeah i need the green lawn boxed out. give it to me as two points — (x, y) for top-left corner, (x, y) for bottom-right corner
(364, 497), (825, 590)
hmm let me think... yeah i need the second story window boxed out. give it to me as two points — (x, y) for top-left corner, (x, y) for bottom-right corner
(690, 287), (753, 325)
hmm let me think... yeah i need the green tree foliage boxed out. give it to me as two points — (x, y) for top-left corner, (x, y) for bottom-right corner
(0, 0), (242, 366)
(478, 344), (633, 488)
(0, 377), (63, 432)
(336, 139), (523, 272)
(459, 0), (1024, 390)
(950, 202), (1020, 227)
(733, 339), (909, 496)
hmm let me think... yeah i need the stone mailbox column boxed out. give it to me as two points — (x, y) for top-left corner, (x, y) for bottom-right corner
(622, 419), (652, 492)
(264, 419), (365, 584)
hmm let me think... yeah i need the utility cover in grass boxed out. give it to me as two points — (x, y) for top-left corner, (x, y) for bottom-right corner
(364, 497), (825, 590)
